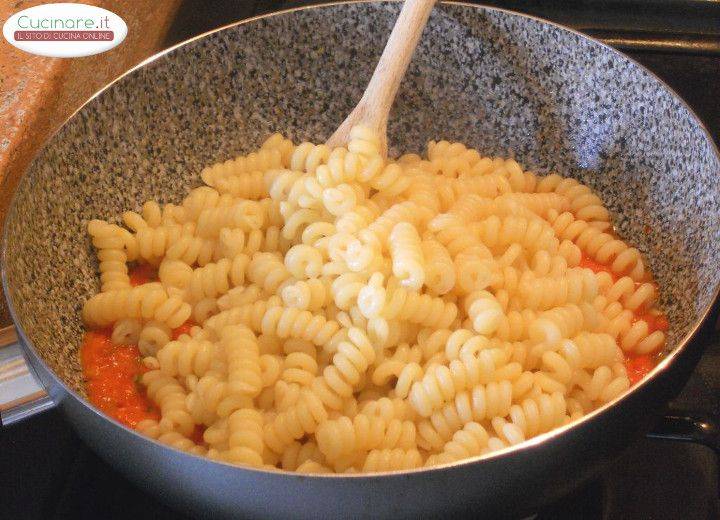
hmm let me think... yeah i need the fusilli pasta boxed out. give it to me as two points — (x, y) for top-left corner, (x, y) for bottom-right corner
(82, 124), (667, 474)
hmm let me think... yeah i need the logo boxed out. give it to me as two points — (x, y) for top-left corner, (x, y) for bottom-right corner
(3, 3), (127, 57)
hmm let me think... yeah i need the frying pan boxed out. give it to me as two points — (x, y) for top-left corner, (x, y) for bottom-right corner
(2, 2), (720, 518)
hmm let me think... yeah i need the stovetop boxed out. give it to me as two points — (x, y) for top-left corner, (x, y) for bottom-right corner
(2, 1), (719, 519)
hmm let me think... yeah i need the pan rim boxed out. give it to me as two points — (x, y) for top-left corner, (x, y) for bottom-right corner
(2, 0), (719, 479)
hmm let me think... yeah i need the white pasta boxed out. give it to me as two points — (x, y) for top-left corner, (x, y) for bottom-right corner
(389, 222), (425, 290)
(81, 124), (667, 474)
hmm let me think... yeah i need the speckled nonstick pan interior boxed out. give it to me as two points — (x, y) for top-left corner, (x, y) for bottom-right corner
(3, 1), (720, 518)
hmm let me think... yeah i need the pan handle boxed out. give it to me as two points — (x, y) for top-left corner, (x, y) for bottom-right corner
(648, 315), (720, 454)
(0, 326), (55, 426)
(647, 414), (720, 455)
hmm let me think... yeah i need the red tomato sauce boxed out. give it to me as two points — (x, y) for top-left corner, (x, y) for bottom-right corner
(80, 329), (159, 428)
(578, 254), (616, 280)
(172, 321), (195, 340)
(633, 310), (669, 335)
(83, 264), (205, 439)
(625, 353), (659, 385)
(129, 263), (158, 286)
(190, 425), (206, 445)
(579, 254), (668, 384)
(81, 319), (198, 430)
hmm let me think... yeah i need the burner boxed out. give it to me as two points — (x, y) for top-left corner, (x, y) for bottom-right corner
(535, 440), (719, 520)
(535, 479), (604, 520)
(601, 441), (718, 520)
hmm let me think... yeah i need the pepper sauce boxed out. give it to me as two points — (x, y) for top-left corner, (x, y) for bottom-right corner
(579, 254), (668, 383)
(81, 264), (161, 427)
(81, 329), (158, 428)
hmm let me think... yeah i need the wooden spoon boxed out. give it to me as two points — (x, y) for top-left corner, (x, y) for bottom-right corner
(326, 0), (437, 156)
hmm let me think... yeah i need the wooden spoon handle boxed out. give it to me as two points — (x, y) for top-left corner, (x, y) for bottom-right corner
(327, 0), (436, 151)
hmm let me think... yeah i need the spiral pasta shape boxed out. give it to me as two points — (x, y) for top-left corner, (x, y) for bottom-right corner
(281, 207), (323, 241)
(537, 174), (610, 223)
(216, 284), (265, 311)
(359, 397), (416, 422)
(219, 226), (290, 259)
(316, 413), (417, 462)
(494, 159), (538, 193)
(156, 337), (216, 378)
(285, 175), (324, 211)
(315, 147), (365, 188)
(141, 370), (195, 436)
(598, 300), (665, 354)
(187, 373), (254, 424)
(319, 327), (375, 397)
(425, 421), (491, 466)
(181, 186), (232, 221)
(362, 448), (423, 472)
(221, 324), (262, 398)
(548, 210), (646, 281)
(439, 194), (530, 225)
(195, 201), (264, 239)
(281, 440), (326, 471)
(596, 272), (656, 312)
(260, 133), (295, 168)
(420, 238), (455, 295)
(111, 318), (141, 345)
(82, 123), (667, 473)
(256, 306), (342, 350)
(409, 348), (508, 417)
(133, 222), (217, 266)
(427, 139), (481, 163)
(357, 274), (457, 329)
(359, 201), (432, 253)
(136, 419), (206, 455)
(203, 296), (282, 333)
(212, 171), (269, 200)
(510, 268), (598, 311)
(284, 244), (324, 279)
(281, 352), (318, 386)
(528, 304), (587, 344)
(574, 365), (630, 403)
(416, 381), (513, 451)
(281, 278), (331, 311)
(218, 408), (265, 467)
(490, 391), (567, 446)
(330, 272), (366, 310)
(322, 183), (361, 217)
(183, 254), (250, 302)
(464, 291), (504, 336)
(138, 320), (173, 357)
(290, 142), (331, 174)
(247, 252), (293, 294)
(429, 214), (493, 258)
(473, 215), (559, 255)
(389, 222), (425, 290)
(83, 283), (192, 328)
(88, 218), (138, 263)
(263, 388), (329, 453)
(200, 148), (283, 188)
(370, 344), (424, 399)
(404, 174), (441, 213)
